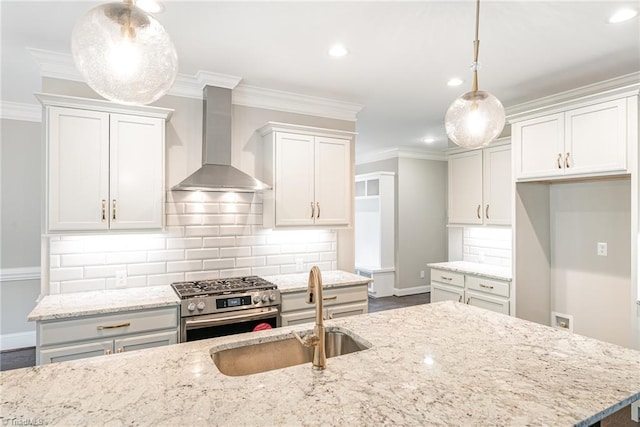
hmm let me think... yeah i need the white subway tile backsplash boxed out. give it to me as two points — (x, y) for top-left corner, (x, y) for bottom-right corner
(166, 238), (202, 249)
(147, 250), (185, 262)
(167, 260), (202, 273)
(220, 247), (251, 258)
(185, 248), (220, 260)
(203, 258), (235, 270)
(462, 227), (512, 268)
(50, 267), (83, 282)
(128, 263), (166, 276)
(185, 226), (219, 237)
(61, 253), (106, 267)
(48, 199), (338, 292)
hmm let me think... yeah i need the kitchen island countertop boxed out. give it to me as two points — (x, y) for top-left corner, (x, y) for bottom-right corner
(4, 301), (639, 426)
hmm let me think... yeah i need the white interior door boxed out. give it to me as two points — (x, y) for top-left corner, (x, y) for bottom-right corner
(315, 136), (351, 226)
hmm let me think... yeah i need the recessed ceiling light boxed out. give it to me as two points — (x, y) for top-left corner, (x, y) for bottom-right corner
(447, 78), (464, 87)
(328, 45), (348, 57)
(423, 137), (436, 144)
(609, 8), (638, 23)
(136, 0), (165, 14)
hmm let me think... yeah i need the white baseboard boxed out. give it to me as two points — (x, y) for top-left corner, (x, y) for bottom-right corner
(393, 285), (430, 296)
(0, 331), (36, 351)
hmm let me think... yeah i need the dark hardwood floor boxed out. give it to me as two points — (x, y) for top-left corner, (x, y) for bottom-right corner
(368, 292), (431, 313)
(0, 347), (36, 371)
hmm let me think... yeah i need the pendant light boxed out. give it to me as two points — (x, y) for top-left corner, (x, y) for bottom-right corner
(71, 0), (178, 105)
(445, 0), (505, 149)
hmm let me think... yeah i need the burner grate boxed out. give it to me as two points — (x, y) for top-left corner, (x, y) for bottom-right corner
(171, 276), (277, 298)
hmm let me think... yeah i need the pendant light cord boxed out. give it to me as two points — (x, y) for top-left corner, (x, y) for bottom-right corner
(472, 0), (480, 93)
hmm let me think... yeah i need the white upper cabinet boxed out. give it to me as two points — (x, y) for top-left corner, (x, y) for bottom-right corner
(261, 123), (354, 228)
(448, 143), (511, 226)
(38, 94), (172, 233)
(512, 97), (632, 181)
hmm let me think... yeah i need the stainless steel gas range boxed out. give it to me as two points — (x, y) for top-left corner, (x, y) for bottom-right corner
(171, 276), (281, 342)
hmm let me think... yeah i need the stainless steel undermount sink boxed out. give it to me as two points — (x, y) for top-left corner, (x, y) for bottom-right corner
(211, 328), (371, 376)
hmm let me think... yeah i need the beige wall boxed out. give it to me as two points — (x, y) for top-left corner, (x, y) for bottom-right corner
(550, 179), (632, 348)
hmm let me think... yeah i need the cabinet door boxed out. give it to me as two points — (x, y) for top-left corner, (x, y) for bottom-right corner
(110, 114), (164, 229)
(564, 99), (627, 176)
(114, 330), (177, 354)
(327, 302), (368, 319)
(483, 145), (511, 225)
(513, 113), (564, 180)
(466, 290), (509, 315)
(448, 150), (483, 224)
(280, 310), (317, 326)
(431, 283), (464, 304)
(48, 107), (110, 231)
(39, 340), (113, 364)
(315, 137), (351, 226)
(274, 132), (315, 226)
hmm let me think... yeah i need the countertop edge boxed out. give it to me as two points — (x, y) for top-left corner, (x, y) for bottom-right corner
(28, 300), (180, 322)
(427, 262), (512, 281)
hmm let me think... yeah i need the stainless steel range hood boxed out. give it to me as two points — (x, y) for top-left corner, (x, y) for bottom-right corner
(172, 86), (270, 192)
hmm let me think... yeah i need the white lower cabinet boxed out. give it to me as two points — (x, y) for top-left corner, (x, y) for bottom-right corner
(36, 307), (179, 365)
(280, 284), (368, 327)
(430, 268), (511, 316)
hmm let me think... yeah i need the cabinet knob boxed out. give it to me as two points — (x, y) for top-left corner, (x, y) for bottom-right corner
(565, 152), (570, 168)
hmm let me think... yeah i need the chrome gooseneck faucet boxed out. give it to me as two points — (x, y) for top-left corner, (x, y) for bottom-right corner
(293, 266), (326, 370)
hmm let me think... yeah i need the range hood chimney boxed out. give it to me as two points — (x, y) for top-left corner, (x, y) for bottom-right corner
(171, 85), (270, 192)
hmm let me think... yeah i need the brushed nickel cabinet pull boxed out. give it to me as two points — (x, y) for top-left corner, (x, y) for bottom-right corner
(485, 204), (489, 219)
(316, 202), (320, 219)
(112, 199), (117, 221)
(557, 153), (562, 169)
(105, 349), (112, 355)
(458, 295), (462, 303)
(479, 283), (494, 289)
(440, 276), (453, 281)
(310, 201), (315, 218)
(101, 200), (107, 222)
(565, 152), (570, 168)
(97, 322), (131, 330)
(476, 205), (481, 219)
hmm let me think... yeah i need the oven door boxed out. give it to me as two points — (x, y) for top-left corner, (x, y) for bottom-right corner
(181, 306), (280, 342)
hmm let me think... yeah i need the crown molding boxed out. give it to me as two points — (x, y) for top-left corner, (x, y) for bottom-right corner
(357, 147), (447, 165)
(506, 72), (640, 122)
(234, 85), (362, 122)
(0, 101), (42, 122)
(26, 47), (361, 121)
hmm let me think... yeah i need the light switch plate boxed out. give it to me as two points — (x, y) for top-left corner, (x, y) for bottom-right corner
(597, 242), (607, 256)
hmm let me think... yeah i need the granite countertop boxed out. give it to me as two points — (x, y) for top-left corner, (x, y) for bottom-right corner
(28, 286), (180, 322)
(428, 261), (512, 281)
(264, 270), (372, 293)
(4, 302), (639, 426)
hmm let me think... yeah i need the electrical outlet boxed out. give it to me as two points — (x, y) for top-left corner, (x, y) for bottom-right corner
(115, 270), (127, 288)
(295, 258), (304, 272)
(551, 311), (573, 332)
(420, 270), (425, 279)
(597, 242), (607, 256)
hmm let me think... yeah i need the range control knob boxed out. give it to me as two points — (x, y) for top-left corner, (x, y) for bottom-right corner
(253, 295), (261, 304)
(261, 295), (269, 303)
(187, 302), (196, 312)
(197, 301), (205, 310)
(269, 294), (277, 302)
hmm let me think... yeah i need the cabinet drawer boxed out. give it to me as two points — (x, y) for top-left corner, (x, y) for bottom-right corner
(430, 269), (464, 288)
(281, 285), (367, 313)
(39, 307), (178, 346)
(466, 276), (510, 298)
(466, 290), (510, 316)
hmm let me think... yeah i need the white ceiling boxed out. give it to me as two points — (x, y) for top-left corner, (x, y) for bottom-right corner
(1, 1), (639, 158)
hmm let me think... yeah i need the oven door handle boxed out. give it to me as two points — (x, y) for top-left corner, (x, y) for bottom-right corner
(184, 307), (279, 329)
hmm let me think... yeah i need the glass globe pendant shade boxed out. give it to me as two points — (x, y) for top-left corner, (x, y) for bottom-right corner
(445, 90), (506, 149)
(71, 1), (178, 105)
